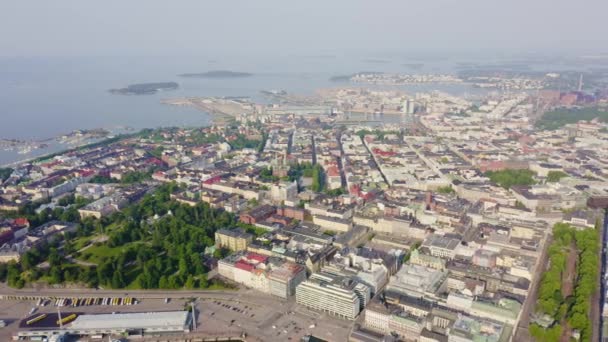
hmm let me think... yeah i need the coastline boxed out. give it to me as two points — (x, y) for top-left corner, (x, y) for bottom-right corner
(0, 134), (134, 168)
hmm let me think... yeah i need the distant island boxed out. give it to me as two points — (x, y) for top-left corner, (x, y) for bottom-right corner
(178, 70), (253, 79)
(109, 82), (179, 95)
(330, 71), (384, 82)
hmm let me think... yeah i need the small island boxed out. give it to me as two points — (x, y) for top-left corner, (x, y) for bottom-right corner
(178, 70), (253, 79)
(109, 82), (179, 95)
(330, 71), (384, 82)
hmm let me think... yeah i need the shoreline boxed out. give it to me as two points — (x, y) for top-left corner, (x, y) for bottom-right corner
(0, 134), (133, 168)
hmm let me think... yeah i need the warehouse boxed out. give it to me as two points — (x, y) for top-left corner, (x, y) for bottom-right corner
(16, 311), (192, 339)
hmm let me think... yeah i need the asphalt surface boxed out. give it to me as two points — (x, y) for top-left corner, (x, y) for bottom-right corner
(0, 286), (355, 341)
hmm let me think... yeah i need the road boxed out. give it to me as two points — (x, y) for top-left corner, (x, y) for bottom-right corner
(0, 285), (261, 302)
(404, 137), (451, 184)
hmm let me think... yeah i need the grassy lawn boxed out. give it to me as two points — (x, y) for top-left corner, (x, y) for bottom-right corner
(72, 236), (93, 251)
(78, 242), (142, 264)
(102, 222), (122, 234)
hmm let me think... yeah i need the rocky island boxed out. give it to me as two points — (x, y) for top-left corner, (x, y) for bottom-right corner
(178, 70), (253, 78)
(109, 82), (179, 95)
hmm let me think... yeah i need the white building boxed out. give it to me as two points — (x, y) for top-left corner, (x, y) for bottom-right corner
(296, 270), (371, 320)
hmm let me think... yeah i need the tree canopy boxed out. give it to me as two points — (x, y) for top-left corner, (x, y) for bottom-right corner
(4, 183), (237, 290)
(546, 171), (568, 183)
(485, 169), (536, 189)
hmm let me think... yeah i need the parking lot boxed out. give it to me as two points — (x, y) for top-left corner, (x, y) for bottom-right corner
(196, 292), (354, 341)
(0, 290), (355, 341)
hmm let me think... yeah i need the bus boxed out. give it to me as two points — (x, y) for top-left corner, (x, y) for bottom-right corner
(56, 313), (77, 325)
(26, 314), (47, 325)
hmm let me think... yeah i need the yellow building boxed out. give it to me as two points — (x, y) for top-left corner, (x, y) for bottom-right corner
(215, 228), (253, 252)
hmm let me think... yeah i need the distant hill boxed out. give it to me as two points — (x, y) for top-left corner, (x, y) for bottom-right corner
(109, 82), (178, 95)
(178, 70), (253, 78)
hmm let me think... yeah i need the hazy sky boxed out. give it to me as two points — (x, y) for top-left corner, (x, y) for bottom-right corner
(1, 0), (607, 58)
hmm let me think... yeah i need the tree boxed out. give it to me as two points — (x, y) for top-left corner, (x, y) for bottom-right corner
(89, 175), (117, 184)
(546, 171), (568, 183)
(20, 252), (36, 271)
(0, 168), (13, 182)
(48, 248), (61, 267)
(0, 263), (8, 282)
(179, 255), (190, 275)
(6, 263), (22, 288)
(168, 274), (182, 289)
(311, 165), (325, 192)
(185, 275), (196, 289)
(436, 185), (455, 194)
(159, 276), (169, 289)
(111, 270), (125, 288)
(199, 274), (209, 288)
(214, 247), (230, 259)
(530, 323), (562, 342)
(4, 183), (244, 290)
(485, 169), (536, 189)
(49, 266), (63, 284)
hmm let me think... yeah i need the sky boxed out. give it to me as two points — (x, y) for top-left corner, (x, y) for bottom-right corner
(1, 0), (607, 58)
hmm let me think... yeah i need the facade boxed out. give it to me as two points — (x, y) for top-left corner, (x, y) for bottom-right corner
(365, 301), (424, 341)
(296, 270), (371, 320)
(78, 194), (127, 219)
(421, 235), (460, 260)
(268, 263), (308, 298)
(215, 228), (253, 252)
(270, 181), (298, 203)
(313, 215), (353, 232)
(218, 251), (306, 299)
(239, 204), (276, 224)
(410, 249), (446, 270)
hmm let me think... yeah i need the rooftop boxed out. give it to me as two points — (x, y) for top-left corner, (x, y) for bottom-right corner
(69, 311), (190, 330)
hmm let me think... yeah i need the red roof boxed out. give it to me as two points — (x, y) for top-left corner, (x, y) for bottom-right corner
(372, 148), (395, 157)
(14, 218), (29, 227)
(326, 166), (340, 177)
(203, 176), (222, 185)
(246, 252), (268, 263)
(146, 158), (165, 166)
(235, 260), (255, 272)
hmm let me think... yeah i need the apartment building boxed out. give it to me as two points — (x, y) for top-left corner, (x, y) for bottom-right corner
(217, 251), (306, 299)
(215, 228), (253, 252)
